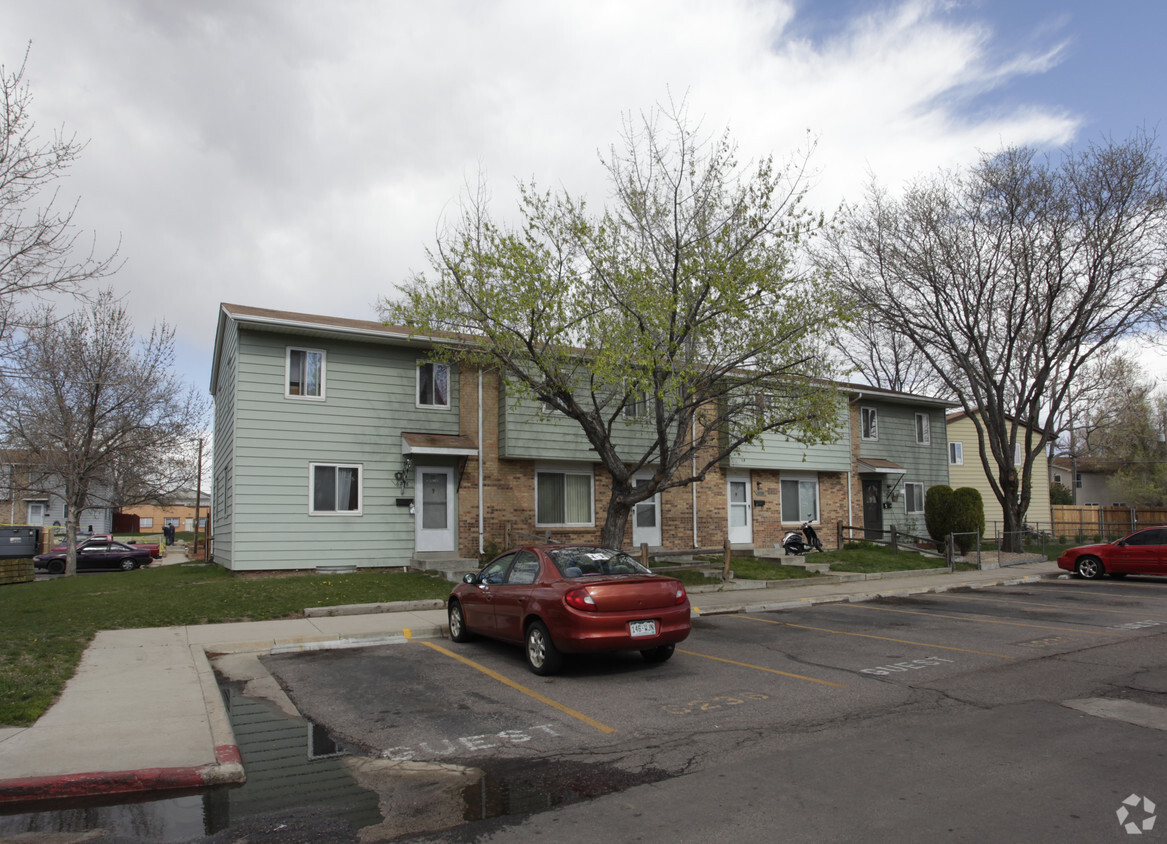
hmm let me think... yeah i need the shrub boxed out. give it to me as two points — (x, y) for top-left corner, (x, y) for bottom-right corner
(924, 485), (955, 549)
(950, 487), (985, 554)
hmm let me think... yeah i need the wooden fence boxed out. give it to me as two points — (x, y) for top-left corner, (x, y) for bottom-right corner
(1047, 505), (1167, 541)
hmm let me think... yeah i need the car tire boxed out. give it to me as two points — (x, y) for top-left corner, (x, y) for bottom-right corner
(525, 620), (563, 676)
(119, 558), (138, 571)
(640, 644), (675, 663)
(448, 600), (475, 643)
(1076, 556), (1104, 580)
(47, 560), (65, 575)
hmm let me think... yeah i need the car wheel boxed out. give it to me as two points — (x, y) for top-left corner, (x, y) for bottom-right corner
(448, 600), (475, 643)
(640, 643), (675, 663)
(525, 620), (563, 676)
(1076, 556), (1104, 580)
(47, 560), (65, 575)
(119, 558), (138, 571)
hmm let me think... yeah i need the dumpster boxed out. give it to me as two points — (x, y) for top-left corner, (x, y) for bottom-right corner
(0, 526), (42, 559)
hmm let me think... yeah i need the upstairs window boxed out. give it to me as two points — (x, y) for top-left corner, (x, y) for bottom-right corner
(417, 362), (450, 408)
(915, 413), (931, 445)
(287, 347), (325, 399)
(949, 442), (963, 465)
(860, 407), (878, 441)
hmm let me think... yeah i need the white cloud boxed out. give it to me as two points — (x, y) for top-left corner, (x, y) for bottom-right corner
(1, 0), (1085, 386)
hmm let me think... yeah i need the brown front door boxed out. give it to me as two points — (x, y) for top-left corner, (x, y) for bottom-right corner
(863, 480), (883, 540)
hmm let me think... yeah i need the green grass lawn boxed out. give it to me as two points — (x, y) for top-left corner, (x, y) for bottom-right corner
(0, 562), (453, 728)
(681, 542), (983, 580)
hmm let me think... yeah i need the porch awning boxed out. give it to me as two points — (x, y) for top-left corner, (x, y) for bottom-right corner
(401, 432), (479, 457)
(857, 458), (906, 475)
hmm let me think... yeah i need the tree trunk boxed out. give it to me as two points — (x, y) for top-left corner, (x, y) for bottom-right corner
(64, 506), (81, 577)
(599, 492), (633, 549)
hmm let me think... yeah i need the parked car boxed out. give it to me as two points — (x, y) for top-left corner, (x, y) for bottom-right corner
(34, 539), (153, 574)
(1056, 526), (1167, 579)
(448, 545), (691, 675)
(47, 533), (162, 559)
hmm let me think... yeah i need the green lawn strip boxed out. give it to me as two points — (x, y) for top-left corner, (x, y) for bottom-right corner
(0, 563), (453, 727)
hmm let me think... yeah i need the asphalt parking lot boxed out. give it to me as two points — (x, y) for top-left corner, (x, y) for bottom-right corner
(262, 575), (1167, 774)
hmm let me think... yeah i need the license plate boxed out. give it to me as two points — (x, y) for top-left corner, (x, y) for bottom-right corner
(629, 620), (656, 637)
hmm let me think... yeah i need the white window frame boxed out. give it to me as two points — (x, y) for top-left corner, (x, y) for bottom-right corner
(140, 517), (154, 529)
(1013, 442), (1022, 466)
(949, 442), (963, 465)
(286, 346), (326, 400)
(860, 406), (878, 441)
(416, 361), (451, 410)
(309, 462), (364, 516)
(914, 413), (931, 445)
(534, 465), (594, 528)
(904, 482), (925, 514)
(779, 472), (820, 524)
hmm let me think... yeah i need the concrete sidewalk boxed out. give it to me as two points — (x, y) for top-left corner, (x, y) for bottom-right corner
(0, 557), (1061, 805)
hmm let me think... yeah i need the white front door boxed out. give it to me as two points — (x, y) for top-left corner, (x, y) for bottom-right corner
(631, 475), (662, 548)
(727, 474), (752, 544)
(415, 467), (456, 552)
(27, 502), (46, 525)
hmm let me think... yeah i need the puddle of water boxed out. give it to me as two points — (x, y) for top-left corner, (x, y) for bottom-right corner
(0, 682), (381, 842)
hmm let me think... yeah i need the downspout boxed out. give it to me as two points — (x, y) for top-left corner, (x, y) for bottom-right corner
(478, 367), (484, 556)
(692, 416), (698, 548)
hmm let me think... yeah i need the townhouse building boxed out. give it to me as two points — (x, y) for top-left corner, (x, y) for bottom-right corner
(210, 304), (951, 571)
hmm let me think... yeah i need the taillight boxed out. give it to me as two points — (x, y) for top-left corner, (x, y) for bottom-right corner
(674, 585), (687, 605)
(564, 587), (598, 611)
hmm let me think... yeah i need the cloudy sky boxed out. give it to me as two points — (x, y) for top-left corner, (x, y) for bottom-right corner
(1, 0), (1164, 397)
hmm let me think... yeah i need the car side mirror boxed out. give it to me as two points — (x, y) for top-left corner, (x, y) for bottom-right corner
(463, 573), (478, 584)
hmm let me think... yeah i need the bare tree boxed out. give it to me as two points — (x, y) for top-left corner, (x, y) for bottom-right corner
(0, 47), (117, 337)
(0, 291), (208, 574)
(385, 103), (847, 547)
(826, 313), (947, 396)
(817, 133), (1167, 548)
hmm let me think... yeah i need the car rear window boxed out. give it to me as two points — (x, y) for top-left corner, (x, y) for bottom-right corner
(547, 547), (653, 577)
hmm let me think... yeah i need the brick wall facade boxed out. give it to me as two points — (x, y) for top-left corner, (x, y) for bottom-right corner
(455, 367), (849, 556)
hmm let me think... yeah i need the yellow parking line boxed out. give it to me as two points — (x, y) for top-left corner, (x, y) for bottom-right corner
(936, 593), (1167, 619)
(842, 602), (1120, 635)
(735, 614), (1014, 659)
(418, 640), (617, 734)
(676, 648), (849, 688)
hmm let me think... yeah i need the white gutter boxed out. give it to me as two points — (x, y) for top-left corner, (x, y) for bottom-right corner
(478, 367), (484, 556)
(692, 416), (698, 548)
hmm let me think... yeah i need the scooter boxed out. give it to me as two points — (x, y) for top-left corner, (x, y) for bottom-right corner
(783, 519), (824, 555)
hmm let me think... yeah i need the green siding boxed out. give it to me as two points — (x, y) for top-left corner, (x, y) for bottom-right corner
(211, 317), (238, 567)
(728, 405), (852, 471)
(227, 329), (461, 570)
(858, 401), (950, 532)
(498, 379), (661, 463)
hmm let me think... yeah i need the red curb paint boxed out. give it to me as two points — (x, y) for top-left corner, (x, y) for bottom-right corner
(0, 746), (243, 804)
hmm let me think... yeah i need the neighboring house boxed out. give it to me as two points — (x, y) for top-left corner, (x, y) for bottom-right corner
(1050, 457), (1127, 506)
(0, 451), (114, 535)
(210, 304), (956, 572)
(946, 412), (1053, 532)
(848, 387), (955, 541)
(118, 489), (210, 534)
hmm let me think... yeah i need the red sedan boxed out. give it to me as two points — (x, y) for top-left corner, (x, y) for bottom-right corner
(1057, 526), (1167, 579)
(448, 545), (691, 675)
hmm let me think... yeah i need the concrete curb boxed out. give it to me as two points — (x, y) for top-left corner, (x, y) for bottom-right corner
(692, 572), (1051, 616)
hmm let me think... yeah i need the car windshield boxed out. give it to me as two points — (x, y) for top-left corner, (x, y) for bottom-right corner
(546, 547), (653, 578)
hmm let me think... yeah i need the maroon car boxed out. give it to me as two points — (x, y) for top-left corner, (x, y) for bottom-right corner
(1057, 526), (1167, 579)
(448, 545), (691, 675)
(34, 539), (152, 574)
